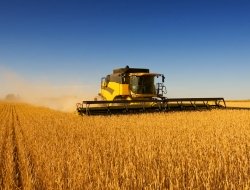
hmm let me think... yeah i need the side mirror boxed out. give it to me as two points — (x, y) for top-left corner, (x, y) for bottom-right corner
(162, 75), (165, 83)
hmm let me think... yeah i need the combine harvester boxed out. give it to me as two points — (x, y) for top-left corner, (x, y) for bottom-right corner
(76, 66), (229, 115)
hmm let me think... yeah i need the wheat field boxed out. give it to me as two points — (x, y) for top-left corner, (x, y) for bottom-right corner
(226, 100), (250, 108)
(1, 101), (250, 189)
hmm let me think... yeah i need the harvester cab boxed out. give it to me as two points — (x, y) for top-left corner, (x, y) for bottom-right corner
(99, 66), (166, 101)
(77, 66), (226, 115)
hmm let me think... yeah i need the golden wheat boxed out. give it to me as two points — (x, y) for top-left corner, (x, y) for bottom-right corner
(0, 101), (250, 189)
(226, 100), (250, 108)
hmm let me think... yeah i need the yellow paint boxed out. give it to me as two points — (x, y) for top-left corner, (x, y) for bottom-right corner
(100, 82), (130, 100)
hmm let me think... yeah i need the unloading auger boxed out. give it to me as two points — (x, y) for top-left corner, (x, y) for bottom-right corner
(76, 66), (226, 115)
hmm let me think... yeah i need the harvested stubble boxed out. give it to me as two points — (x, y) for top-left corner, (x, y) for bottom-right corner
(0, 101), (250, 189)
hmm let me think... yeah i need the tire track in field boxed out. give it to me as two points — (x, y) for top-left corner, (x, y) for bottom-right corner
(13, 105), (46, 190)
(0, 104), (12, 188)
(0, 104), (22, 189)
(0, 104), (30, 189)
(11, 107), (23, 189)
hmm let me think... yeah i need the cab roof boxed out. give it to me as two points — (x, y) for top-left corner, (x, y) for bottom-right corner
(113, 66), (149, 74)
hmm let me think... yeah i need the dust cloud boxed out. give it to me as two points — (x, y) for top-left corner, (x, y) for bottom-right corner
(0, 67), (96, 112)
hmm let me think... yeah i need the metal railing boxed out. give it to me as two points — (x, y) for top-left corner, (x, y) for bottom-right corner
(76, 97), (227, 115)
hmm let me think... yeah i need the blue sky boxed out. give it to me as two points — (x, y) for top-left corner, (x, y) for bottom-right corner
(0, 0), (250, 99)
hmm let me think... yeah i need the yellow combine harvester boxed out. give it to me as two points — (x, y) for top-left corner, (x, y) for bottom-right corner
(99, 66), (166, 101)
(77, 66), (226, 115)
